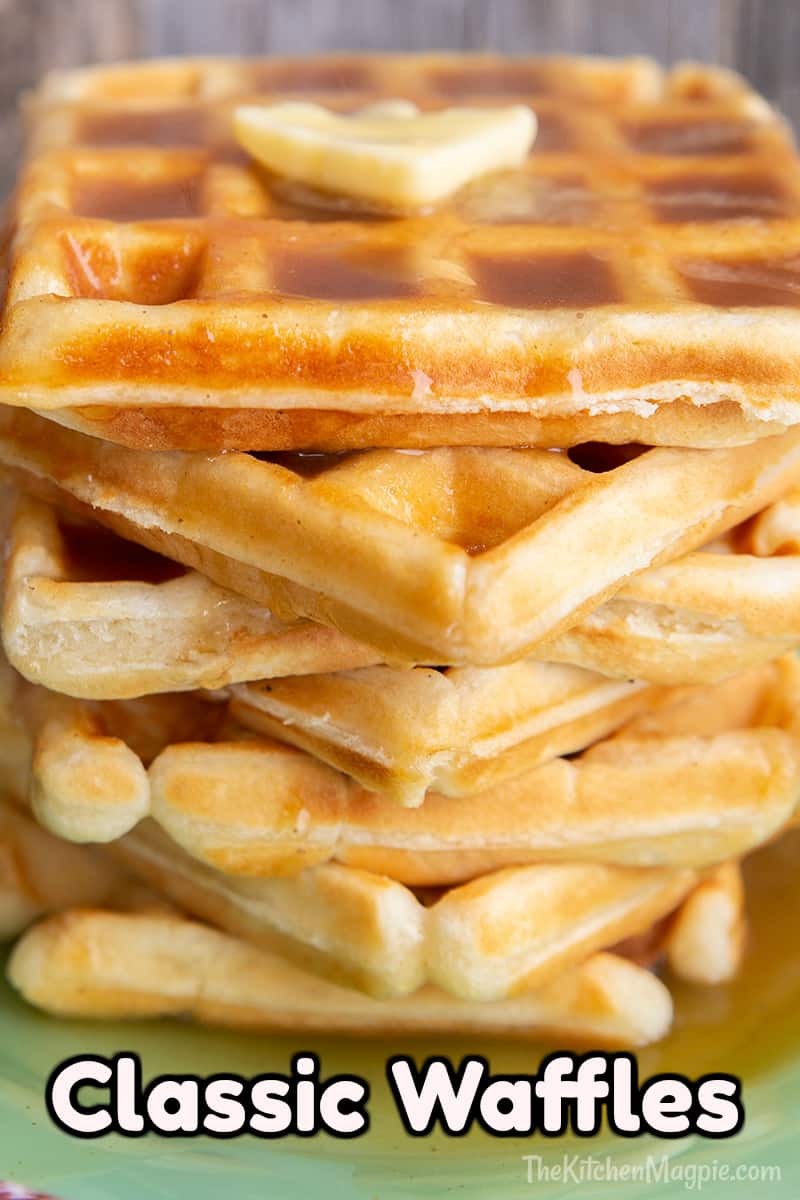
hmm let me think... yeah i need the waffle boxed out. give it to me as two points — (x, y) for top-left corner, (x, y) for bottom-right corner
(0, 785), (741, 1014)
(5, 56), (800, 451)
(2, 410), (800, 664)
(6, 909), (674, 1046)
(231, 473), (800, 786)
(15, 652), (798, 883)
(7, 490), (800, 722)
(2, 493), (378, 698)
(0, 792), (751, 1030)
(231, 662), (656, 805)
(16, 682), (224, 844)
(539, 493), (800, 683)
(7, 643), (660, 821)
(104, 821), (694, 1000)
(663, 861), (745, 985)
(8, 491), (800, 708)
(0, 748), (701, 1003)
(0, 798), (146, 939)
(0, 645), (223, 841)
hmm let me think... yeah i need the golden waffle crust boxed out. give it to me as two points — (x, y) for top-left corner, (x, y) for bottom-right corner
(2, 408), (800, 663)
(230, 661), (656, 805)
(1, 492), (378, 697)
(0, 682), (703, 1011)
(6, 486), (800, 700)
(0, 798), (146, 938)
(0, 790), (743, 1027)
(4, 55), (800, 449)
(0, 715), (699, 1005)
(11, 649), (799, 886)
(7, 911), (675, 1046)
(0, 676), (758, 1012)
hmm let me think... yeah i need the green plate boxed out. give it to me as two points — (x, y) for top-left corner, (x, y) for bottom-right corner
(2, 833), (800, 1199)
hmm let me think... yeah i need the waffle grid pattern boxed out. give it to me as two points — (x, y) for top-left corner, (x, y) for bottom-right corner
(5, 54), (800, 438)
(14, 57), (800, 313)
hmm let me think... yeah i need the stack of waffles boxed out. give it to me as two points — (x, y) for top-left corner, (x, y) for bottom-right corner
(2, 53), (800, 1047)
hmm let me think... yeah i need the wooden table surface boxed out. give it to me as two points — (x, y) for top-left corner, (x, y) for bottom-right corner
(0, 0), (798, 197)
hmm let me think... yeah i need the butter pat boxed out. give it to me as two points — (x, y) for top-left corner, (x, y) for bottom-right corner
(233, 100), (537, 208)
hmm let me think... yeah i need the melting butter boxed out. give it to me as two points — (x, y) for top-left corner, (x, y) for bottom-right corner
(233, 100), (537, 209)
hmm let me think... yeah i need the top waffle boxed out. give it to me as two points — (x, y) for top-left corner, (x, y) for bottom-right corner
(3, 54), (800, 451)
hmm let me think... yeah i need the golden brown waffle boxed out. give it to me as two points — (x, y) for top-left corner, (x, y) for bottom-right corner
(663, 861), (745, 985)
(4, 640), (659, 821)
(0, 773), (748, 1034)
(35, 405), (793, 455)
(230, 662), (655, 805)
(0, 798), (148, 939)
(2, 493), (377, 698)
(5, 56), (800, 450)
(231, 472), (800, 786)
(0, 734), (697, 1002)
(0, 788), (741, 1015)
(15, 683), (225, 844)
(109, 823), (695, 1001)
(150, 659), (800, 883)
(0, 793), (749, 1036)
(13, 652), (798, 883)
(6, 486), (800, 706)
(539, 495), (800, 682)
(2, 409), (800, 664)
(7, 910), (674, 1046)
(0, 645), (224, 841)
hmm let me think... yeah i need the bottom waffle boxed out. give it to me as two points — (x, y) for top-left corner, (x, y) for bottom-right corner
(0, 793), (696, 1002)
(1, 847), (746, 1048)
(0, 799), (749, 1046)
(0, 652), (786, 1036)
(0, 654), (786, 1019)
(6, 910), (674, 1047)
